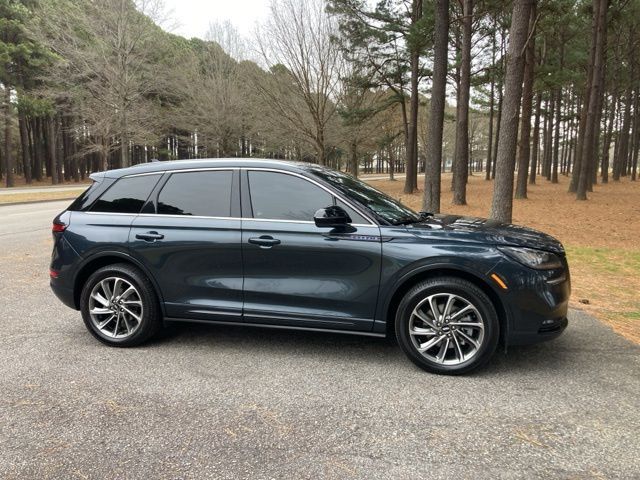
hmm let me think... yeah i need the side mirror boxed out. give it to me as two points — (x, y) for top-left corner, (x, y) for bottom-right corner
(314, 205), (352, 228)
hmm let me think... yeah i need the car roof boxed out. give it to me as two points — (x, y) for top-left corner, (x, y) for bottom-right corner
(91, 158), (328, 180)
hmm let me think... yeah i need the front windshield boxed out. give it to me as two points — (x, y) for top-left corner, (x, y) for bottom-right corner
(309, 168), (421, 225)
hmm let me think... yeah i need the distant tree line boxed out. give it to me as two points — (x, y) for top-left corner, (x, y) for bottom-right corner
(0, 0), (638, 222)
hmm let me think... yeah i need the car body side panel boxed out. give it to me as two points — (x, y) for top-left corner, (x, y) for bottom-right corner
(241, 220), (382, 331)
(128, 215), (243, 322)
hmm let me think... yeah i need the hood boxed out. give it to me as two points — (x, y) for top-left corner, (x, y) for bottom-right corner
(406, 214), (565, 254)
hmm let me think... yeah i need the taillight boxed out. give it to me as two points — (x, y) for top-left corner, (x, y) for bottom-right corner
(52, 221), (67, 233)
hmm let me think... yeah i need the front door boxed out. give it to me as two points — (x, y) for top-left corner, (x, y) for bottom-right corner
(241, 169), (382, 332)
(128, 169), (243, 322)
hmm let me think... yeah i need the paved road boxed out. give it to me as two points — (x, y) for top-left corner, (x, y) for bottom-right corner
(0, 201), (638, 479)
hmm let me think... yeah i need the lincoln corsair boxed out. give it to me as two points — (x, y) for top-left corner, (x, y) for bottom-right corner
(50, 159), (570, 374)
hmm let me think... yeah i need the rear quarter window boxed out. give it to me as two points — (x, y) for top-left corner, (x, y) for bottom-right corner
(67, 181), (109, 211)
(90, 174), (162, 214)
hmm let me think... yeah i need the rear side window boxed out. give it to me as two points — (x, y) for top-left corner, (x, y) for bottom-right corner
(157, 170), (233, 217)
(248, 171), (332, 221)
(90, 174), (161, 214)
(68, 181), (106, 211)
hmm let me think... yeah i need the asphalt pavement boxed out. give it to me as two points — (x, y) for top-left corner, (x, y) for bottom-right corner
(0, 201), (638, 479)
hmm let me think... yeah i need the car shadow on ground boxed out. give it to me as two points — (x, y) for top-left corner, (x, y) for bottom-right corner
(147, 320), (576, 377)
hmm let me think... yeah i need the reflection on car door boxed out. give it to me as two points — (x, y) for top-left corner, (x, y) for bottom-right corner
(241, 169), (382, 332)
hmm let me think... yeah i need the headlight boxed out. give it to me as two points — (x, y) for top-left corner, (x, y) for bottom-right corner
(497, 246), (563, 270)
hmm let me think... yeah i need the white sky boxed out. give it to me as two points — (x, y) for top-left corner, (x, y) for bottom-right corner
(162, 0), (271, 40)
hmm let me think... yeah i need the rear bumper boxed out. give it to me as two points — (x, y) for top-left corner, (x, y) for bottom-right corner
(50, 279), (77, 310)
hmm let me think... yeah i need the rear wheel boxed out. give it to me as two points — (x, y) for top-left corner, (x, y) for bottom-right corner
(80, 263), (161, 347)
(395, 277), (499, 375)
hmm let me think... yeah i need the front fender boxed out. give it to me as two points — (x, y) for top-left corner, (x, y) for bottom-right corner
(374, 243), (505, 333)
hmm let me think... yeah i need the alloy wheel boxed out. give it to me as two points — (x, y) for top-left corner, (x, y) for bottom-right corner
(408, 293), (485, 366)
(88, 276), (144, 339)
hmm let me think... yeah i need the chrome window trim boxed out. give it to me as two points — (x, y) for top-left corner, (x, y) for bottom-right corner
(135, 213), (241, 221)
(87, 166), (378, 227)
(125, 167), (234, 177)
(244, 168), (377, 226)
(83, 211), (372, 227)
(120, 171), (165, 178)
(83, 211), (140, 216)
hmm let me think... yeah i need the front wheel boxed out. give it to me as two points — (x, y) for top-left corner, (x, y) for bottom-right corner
(80, 263), (161, 347)
(395, 277), (499, 375)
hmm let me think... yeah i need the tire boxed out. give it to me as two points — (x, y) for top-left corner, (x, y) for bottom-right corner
(80, 263), (162, 347)
(394, 277), (499, 375)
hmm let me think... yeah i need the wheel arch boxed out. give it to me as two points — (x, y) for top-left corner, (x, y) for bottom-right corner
(73, 251), (165, 314)
(383, 266), (508, 344)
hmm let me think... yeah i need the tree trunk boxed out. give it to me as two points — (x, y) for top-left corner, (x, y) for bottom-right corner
(515, 4), (537, 199)
(485, 24), (496, 181)
(348, 141), (358, 178)
(601, 93), (616, 183)
(47, 116), (59, 185)
(630, 89), (639, 181)
(490, 0), (534, 223)
(422, 0), (449, 213)
(19, 112), (32, 184)
(551, 88), (561, 183)
(529, 92), (542, 185)
(3, 85), (14, 187)
(452, 0), (472, 204)
(576, 0), (607, 200)
(404, 0), (422, 193)
(492, 77), (503, 180)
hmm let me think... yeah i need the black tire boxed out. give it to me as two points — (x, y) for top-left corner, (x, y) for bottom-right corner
(394, 277), (499, 375)
(80, 263), (162, 347)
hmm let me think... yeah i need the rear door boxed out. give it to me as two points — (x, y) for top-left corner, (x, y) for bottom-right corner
(128, 169), (243, 322)
(241, 169), (382, 332)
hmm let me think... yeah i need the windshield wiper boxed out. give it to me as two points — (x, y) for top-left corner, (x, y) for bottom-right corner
(392, 217), (422, 226)
(392, 212), (434, 226)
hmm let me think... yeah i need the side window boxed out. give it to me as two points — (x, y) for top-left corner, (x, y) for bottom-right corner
(248, 171), (332, 221)
(157, 170), (232, 217)
(336, 199), (369, 224)
(90, 174), (161, 214)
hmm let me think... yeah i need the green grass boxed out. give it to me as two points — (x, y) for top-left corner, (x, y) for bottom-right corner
(565, 245), (640, 275)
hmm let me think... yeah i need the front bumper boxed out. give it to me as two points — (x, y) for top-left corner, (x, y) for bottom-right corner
(491, 257), (571, 346)
(507, 316), (568, 345)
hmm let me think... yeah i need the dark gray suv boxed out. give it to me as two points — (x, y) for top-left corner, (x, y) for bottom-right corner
(50, 159), (570, 374)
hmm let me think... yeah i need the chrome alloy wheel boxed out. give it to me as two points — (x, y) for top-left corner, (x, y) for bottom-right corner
(408, 293), (485, 365)
(88, 276), (143, 339)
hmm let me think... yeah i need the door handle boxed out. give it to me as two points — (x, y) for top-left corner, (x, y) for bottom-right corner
(135, 231), (164, 242)
(248, 236), (281, 248)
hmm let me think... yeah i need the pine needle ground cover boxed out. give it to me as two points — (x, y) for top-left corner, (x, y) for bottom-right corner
(371, 173), (640, 343)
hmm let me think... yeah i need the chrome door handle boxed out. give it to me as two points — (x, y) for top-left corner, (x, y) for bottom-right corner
(135, 231), (164, 242)
(248, 236), (281, 247)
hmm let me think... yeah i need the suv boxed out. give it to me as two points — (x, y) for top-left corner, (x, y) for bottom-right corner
(50, 159), (570, 374)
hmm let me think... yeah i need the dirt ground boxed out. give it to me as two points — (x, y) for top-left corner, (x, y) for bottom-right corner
(369, 173), (640, 343)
